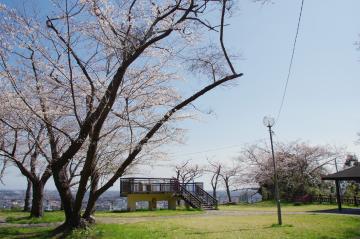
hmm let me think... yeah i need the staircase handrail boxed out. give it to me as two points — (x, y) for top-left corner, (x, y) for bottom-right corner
(171, 178), (202, 208)
(195, 185), (218, 206)
(178, 183), (202, 208)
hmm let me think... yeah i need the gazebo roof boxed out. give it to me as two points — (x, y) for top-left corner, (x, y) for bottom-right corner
(322, 165), (360, 181)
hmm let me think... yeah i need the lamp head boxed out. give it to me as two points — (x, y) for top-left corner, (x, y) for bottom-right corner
(263, 116), (275, 127)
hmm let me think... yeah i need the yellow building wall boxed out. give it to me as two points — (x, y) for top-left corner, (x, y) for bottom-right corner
(127, 193), (177, 211)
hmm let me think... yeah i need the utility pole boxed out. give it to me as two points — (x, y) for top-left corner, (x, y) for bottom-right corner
(263, 116), (282, 225)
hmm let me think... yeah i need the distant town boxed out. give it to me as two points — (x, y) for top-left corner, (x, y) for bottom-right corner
(0, 189), (261, 211)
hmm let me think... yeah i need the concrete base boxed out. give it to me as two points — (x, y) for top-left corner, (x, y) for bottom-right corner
(127, 193), (178, 211)
(168, 198), (177, 210)
(149, 198), (156, 211)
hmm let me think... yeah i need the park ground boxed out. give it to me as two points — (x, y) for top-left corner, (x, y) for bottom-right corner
(0, 202), (360, 239)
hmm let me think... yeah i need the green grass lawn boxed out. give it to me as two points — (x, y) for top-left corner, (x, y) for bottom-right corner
(0, 202), (350, 224)
(0, 208), (201, 224)
(219, 201), (354, 212)
(3, 210), (64, 224)
(1, 214), (359, 239)
(74, 214), (360, 239)
(0, 209), (30, 219)
(1, 203), (360, 239)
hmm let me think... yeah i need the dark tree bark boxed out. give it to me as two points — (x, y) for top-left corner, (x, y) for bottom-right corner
(23, 178), (32, 212)
(212, 188), (217, 199)
(82, 171), (100, 221)
(211, 179), (218, 199)
(52, 167), (78, 227)
(30, 182), (44, 217)
(74, 130), (99, 224)
(225, 178), (232, 203)
(209, 163), (221, 200)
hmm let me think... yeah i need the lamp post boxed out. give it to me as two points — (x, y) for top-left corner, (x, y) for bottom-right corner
(263, 116), (282, 225)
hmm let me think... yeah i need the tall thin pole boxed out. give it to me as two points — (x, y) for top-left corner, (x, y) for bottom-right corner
(268, 125), (282, 225)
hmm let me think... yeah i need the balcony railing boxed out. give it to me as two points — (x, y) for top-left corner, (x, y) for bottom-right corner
(120, 178), (203, 197)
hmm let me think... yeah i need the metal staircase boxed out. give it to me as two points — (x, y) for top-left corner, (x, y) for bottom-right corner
(175, 181), (217, 210)
(194, 185), (218, 210)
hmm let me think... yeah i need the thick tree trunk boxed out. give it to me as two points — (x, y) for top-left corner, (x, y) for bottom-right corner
(74, 134), (99, 223)
(82, 172), (99, 222)
(30, 182), (44, 217)
(52, 167), (79, 228)
(82, 194), (97, 223)
(23, 179), (32, 212)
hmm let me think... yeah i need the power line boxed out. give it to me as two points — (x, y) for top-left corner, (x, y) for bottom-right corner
(168, 144), (242, 157)
(275, 0), (305, 125)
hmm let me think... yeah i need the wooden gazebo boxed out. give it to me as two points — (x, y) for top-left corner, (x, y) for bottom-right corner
(322, 165), (360, 211)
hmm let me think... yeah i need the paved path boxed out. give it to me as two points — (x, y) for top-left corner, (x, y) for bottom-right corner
(96, 209), (360, 224)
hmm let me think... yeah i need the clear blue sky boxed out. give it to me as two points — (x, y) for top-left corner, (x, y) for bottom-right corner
(1, 0), (360, 190)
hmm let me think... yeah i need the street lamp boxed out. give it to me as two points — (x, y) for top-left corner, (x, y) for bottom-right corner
(263, 116), (282, 225)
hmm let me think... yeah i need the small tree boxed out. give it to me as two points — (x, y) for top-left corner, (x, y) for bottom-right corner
(0, 119), (52, 217)
(173, 160), (203, 206)
(0, 92), (84, 217)
(220, 163), (242, 203)
(205, 160), (222, 199)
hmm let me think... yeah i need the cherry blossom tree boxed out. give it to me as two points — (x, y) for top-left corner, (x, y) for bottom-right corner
(0, 94), (52, 217)
(0, 90), (85, 217)
(174, 160), (203, 184)
(0, 0), (242, 230)
(239, 141), (344, 200)
(219, 162), (243, 203)
(205, 159), (222, 199)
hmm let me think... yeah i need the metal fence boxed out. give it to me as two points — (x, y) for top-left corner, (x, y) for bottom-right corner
(310, 195), (360, 206)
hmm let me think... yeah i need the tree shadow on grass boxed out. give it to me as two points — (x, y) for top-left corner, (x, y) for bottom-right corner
(185, 224), (292, 236)
(5, 215), (63, 225)
(5, 216), (32, 224)
(185, 228), (256, 236)
(0, 227), (53, 239)
(265, 224), (294, 228)
(0, 225), (77, 239)
(309, 208), (360, 215)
